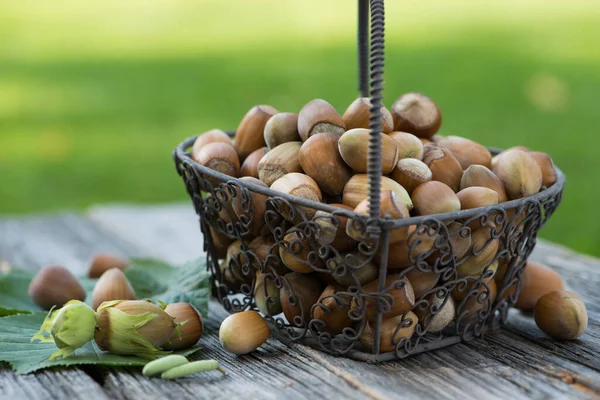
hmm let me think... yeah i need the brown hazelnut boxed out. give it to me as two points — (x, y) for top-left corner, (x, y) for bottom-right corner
(264, 112), (300, 149)
(235, 105), (278, 161)
(28, 265), (86, 310)
(388, 131), (424, 160)
(258, 141), (303, 186)
(391, 92), (442, 138)
(437, 136), (492, 169)
(299, 133), (353, 195)
(422, 147), (463, 192)
(460, 165), (508, 203)
(338, 128), (399, 174)
(298, 99), (345, 141)
(342, 97), (394, 133)
(390, 158), (432, 194)
(534, 291), (587, 340)
(240, 147), (268, 178)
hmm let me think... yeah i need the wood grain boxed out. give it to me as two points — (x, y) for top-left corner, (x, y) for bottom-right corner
(0, 205), (599, 400)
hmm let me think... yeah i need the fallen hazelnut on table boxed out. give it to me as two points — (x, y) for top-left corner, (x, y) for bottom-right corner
(515, 261), (564, 311)
(534, 291), (587, 340)
(162, 302), (204, 350)
(91, 267), (136, 310)
(88, 253), (130, 279)
(219, 310), (270, 355)
(28, 265), (86, 310)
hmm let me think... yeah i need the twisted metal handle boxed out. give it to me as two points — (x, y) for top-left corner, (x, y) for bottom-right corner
(358, 0), (388, 355)
(359, 0), (385, 226)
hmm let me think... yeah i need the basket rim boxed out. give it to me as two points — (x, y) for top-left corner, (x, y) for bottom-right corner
(174, 135), (565, 229)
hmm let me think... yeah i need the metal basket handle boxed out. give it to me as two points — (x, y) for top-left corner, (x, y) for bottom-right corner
(358, 0), (386, 232)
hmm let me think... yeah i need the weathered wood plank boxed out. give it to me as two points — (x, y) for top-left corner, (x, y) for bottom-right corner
(90, 204), (600, 400)
(0, 213), (137, 400)
(2, 206), (599, 400)
(0, 212), (366, 400)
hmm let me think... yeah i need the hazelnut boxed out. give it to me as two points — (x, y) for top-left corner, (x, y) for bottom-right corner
(412, 181), (461, 216)
(219, 310), (270, 354)
(460, 165), (508, 203)
(209, 226), (232, 260)
(352, 275), (415, 320)
(88, 253), (130, 279)
(313, 203), (355, 251)
(240, 147), (268, 178)
(342, 97), (394, 133)
(231, 177), (268, 237)
(326, 251), (378, 287)
(342, 174), (413, 210)
(270, 173), (323, 220)
(528, 151), (557, 188)
(388, 132), (424, 160)
(313, 284), (352, 334)
(299, 133), (353, 195)
(415, 294), (455, 333)
(390, 158), (432, 194)
(28, 265), (86, 310)
(456, 227), (500, 278)
(437, 136), (492, 169)
(338, 128), (399, 174)
(360, 312), (418, 353)
(92, 268), (136, 310)
(279, 228), (323, 274)
(258, 141), (303, 186)
(422, 147), (463, 192)
(193, 142), (240, 184)
(391, 92), (442, 138)
(515, 261), (564, 311)
(534, 291), (587, 340)
(254, 272), (282, 316)
(280, 272), (325, 326)
(264, 112), (300, 149)
(456, 186), (499, 210)
(163, 303), (204, 350)
(492, 149), (542, 200)
(347, 190), (410, 244)
(192, 129), (233, 155)
(380, 225), (437, 269)
(405, 268), (439, 299)
(298, 99), (345, 141)
(235, 105), (278, 161)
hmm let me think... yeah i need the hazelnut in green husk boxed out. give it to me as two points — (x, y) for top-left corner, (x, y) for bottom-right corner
(31, 300), (97, 360)
(94, 300), (177, 358)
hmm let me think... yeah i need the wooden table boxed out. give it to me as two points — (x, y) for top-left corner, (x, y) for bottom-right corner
(1, 203), (599, 400)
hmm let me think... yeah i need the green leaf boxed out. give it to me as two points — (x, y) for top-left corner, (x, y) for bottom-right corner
(124, 258), (211, 318)
(0, 270), (41, 314)
(0, 312), (201, 374)
(0, 257), (211, 373)
(0, 257), (210, 319)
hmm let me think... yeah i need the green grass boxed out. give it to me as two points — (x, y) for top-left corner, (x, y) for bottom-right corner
(1, 0), (599, 256)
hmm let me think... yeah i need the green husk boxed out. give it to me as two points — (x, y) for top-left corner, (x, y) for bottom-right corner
(31, 300), (96, 360)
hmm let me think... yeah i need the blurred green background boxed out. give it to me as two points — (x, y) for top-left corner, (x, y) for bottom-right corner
(0, 0), (599, 256)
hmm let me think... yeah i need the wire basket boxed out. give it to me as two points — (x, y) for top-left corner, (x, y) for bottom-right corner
(173, 0), (565, 362)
